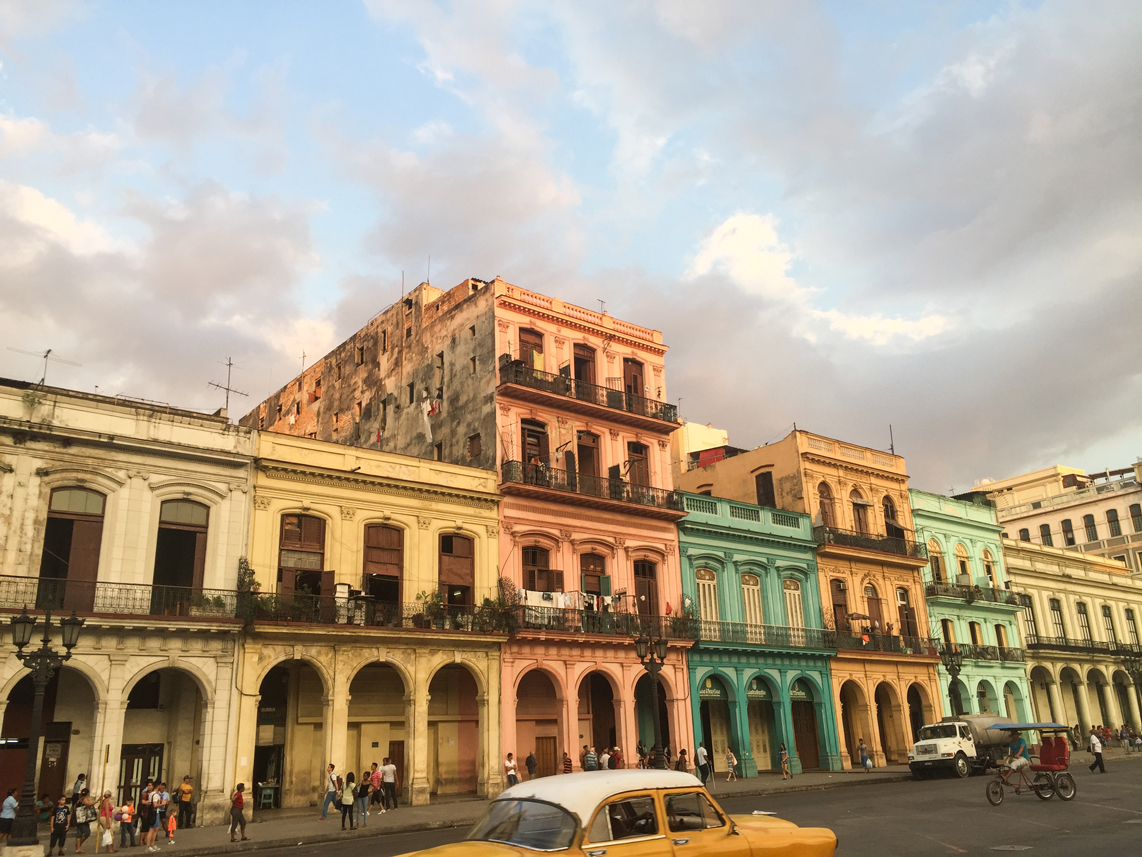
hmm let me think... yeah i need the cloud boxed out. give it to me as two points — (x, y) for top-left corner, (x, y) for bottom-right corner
(0, 0), (89, 44)
(0, 110), (121, 174)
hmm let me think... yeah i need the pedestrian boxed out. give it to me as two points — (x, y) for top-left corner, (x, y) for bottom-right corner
(674, 749), (688, 773)
(612, 747), (624, 769)
(584, 747), (598, 771)
(636, 740), (647, 769)
(505, 753), (519, 787)
(37, 793), (53, 825)
(74, 789), (94, 853)
(340, 773), (356, 830)
(165, 807), (177, 846)
(380, 757), (399, 810)
(320, 764), (339, 821)
(176, 776), (194, 830)
(147, 782), (169, 852)
(355, 774), (371, 827)
(369, 762), (384, 815)
(228, 784), (248, 843)
(525, 751), (538, 780)
(695, 742), (710, 785)
(71, 775), (87, 811)
(580, 745), (589, 771)
(858, 738), (871, 772)
(0, 788), (16, 845)
(1069, 724), (1080, 751)
(562, 752), (573, 774)
(598, 748), (611, 771)
(136, 785), (152, 849)
(50, 796), (70, 857)
(664, 745), (672, 767)
(99, 791), (117, 852)
(780, 744), (791, 780)
(117, 799), (135, 850)
(1089, 727), (1105, 774)
(725, 747), (738, 782)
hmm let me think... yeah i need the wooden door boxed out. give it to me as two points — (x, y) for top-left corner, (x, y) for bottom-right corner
(119, 744), (164, 806)
(64, 519), (102, 612)
(38, 722), (70, 800)
(791, 702), (820, 770)
(388, 740), (405, 799)
(535, 737), (557, 778)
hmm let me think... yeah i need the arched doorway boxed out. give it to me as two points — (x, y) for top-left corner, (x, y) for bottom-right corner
(119, 668), (206, 806)
(578, 672), (617, 758)
(874, 682), (907, 764)
(839, 680), (871, 768)
(347, 664), (407, 796)
(635, 674), (670, 758)
(427, 665), (480, 795)
(1028, 666), (1055, 722)
(789, 679), (821, 770)
(1003, 681), (1026, 722)
(949, 678), (970, 716)
(697, 674), (734, 773)
(745, 676), (777, 771)
(253, 660), (326, 808)
(906, 684), (927, 742)
(0, 667), (97, 801)
(1058, 667), (1085, 727)
(515, 670), (561, 778)
(976, 680), (999, 715)
(1112, 671), (1136, 731)
(1086, 669), (1112, 727)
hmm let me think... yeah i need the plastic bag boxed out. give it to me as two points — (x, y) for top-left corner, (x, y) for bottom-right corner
(102, 829), (113, 847)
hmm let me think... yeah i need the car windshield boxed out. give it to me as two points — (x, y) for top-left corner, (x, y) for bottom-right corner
(467, 799), (579, 851)
(918, 725), (959, 740)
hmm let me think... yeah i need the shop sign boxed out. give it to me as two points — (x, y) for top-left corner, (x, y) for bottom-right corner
(746, 679), (771, 700)
(698, 676), (727, 700)
(789, 679), (812, 701)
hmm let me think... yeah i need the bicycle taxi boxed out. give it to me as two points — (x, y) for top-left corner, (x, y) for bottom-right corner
(984, 722), (1077, 806)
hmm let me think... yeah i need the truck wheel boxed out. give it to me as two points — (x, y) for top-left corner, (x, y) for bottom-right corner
(953, 753), (970, 778)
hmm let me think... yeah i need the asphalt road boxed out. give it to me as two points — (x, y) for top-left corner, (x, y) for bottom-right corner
(246, 767), (1141, 857)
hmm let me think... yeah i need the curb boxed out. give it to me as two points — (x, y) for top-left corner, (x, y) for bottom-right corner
(171, 774), (915, 856)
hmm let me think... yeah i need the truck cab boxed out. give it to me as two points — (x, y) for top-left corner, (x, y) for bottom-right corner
(909, 714), (1014, 778)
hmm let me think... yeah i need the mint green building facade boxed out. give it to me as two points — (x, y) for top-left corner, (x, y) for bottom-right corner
(676, 493), (841, 775)
(909, 490), (1033, 721)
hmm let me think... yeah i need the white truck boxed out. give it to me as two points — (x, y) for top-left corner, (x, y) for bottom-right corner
(908, 713), (1016, 778)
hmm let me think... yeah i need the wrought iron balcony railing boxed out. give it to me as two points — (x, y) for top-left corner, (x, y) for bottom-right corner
(695, 619), (835, 649)
(937, 642), (1026, 663)
(501, 461), (684, 513)
(813, 526), (928, 560)
(834, 633), (939, 656)
(1023, 634), (1142, 656)
(0, 575), (242, 619)
(499, 361), (678, 424)
(514, 605), (695, 640)
(924, 582), (1027, 607)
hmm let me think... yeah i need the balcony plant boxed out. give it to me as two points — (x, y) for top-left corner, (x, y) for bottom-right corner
(412, 590), (446, 628)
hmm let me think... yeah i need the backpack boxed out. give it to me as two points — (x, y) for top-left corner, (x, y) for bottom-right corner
(608, 754), (617, 770)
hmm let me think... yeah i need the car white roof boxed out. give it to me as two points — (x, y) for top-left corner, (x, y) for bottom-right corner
(496, 770), (703, 824)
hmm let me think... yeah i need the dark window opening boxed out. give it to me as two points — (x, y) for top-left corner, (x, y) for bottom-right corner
(1131, 504), (1142, 533)
(1040, 524), (1053, 547)
(433, 442), (443, 461)
(818, 483), (835, 528)
(577, 431), (599, 478)
(1018, 528), (1030, 541)
(469, 325), (476, 338)
(524, 546), (563, 592)
(754, 471), (775, 508)
(519, 328), (544, 370)
(627, 442), (649, 487)
(37, 487), (106, 613)
(404, 298), (413, 313)
(522, 419), (549, 467)
(382, 330), (388, 353)
(153, 499), (208, 591)
(467, 433), (482, 459)
(469, 356), (477, 374)
(830, 578), (848, 631)
(407, 382), (415, 405)
(622, 358), (644, 400)
(573, 344), (596, 387)
(1083, 514), (1097, 542)
(1061, 519), (1075, 546)
(126, 673), (161, 710)
(405, 326), (411, 340)
(435, 352), (445, 398)
(439, 534), (474, 606)
(278, 514), (327, 596)
(580, 553), (609, 598)
(634, 559), (658, 616)
(883, 495), (905, 539)
(1107, 509), (1121, 537)
(364, 524), (403, 605)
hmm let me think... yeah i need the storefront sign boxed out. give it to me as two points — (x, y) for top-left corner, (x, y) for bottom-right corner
(789, 679), (812, 701)
(698, 677), (727, 700)
(746, 679), (771, 700)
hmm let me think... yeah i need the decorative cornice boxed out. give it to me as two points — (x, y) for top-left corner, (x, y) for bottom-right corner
(256, 462), (499, 510)
(802, 454), (908, 483)
(496, 298), (668, 356)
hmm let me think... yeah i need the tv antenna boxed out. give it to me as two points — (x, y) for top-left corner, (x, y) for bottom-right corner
(598, 299), (606, 313)
(6, 348), (81, 385)
(207, 357), (248, 411)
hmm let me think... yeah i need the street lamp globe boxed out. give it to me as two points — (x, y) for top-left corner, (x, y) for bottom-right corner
(59, 612), (85, 650)
(9, 608), (35, 649)
(634, 635), (649, 661)
(654, 636), (669, 662)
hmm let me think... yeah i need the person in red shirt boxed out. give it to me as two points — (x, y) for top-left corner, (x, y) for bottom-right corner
(228, 784), (248, 843)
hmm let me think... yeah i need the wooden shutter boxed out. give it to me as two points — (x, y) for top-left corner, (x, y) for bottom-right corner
(439, 536), (474, 586)
(65, 519), (101, 612)
(321, 570), (335, 598)
(600, 575), (611, 597)
(278, 568), (296, 595)
(192, 531), (207, 590)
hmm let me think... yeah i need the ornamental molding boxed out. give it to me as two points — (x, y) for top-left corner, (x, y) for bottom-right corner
(494, 297), (668, 356)
(559, 529), (573, 541)
(801, 454), (908, 484)
(485, 524), (499, 537)
(496, 319), (511, 332)
(609, 429), (620, 440)
(554, 337), (567, 348)
(417, 516), (431, 529)
(253, 495), (272, 510)
(657, 440), (669, 450)
(255, 463), (498, 511)
(340, 506), (357, 520)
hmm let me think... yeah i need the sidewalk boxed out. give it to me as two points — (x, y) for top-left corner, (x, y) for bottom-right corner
(152, 765), (916, 857)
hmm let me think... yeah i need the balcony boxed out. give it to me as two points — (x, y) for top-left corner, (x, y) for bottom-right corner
(813, 526), (929, 561)
(924, 582), (1030, 608)
(0, 575), (244, 620)
(695, 619), (835, 650)
(500, 461), (685, 520)
(514, 605), (695, 641)
(498, 361), (678, 432)
(937, 642), (1026, 663)
(1023, 634), (1142, 657)
(834, 633), (940, 656)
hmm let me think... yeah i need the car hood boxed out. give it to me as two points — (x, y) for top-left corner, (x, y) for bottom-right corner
(398, 841), (537, 857)
(729, 815), (837, 856)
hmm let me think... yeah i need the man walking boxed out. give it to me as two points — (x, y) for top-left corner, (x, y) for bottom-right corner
(380, 757), (399, 810)
(525, 751), (538, 780)
(584, 747), (598, 771)
(1089, 727), (1106, 774)
(320, 764), (339, 820)
(695, 742), (710, 785)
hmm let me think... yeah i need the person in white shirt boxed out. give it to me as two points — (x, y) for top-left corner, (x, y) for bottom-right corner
(598, 750), (610, 771)
(319, 764), (339, 820)
(380, 758), (399, 809)
(505, 753), (519, 787)
(1088, 727), (1105, 773)
(695, 742), (710, 785)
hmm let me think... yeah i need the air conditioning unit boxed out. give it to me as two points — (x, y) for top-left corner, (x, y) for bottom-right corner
(837, 581), (847, 591)
(1004, 581), (1011, 589)
(955, 574), (971, 585)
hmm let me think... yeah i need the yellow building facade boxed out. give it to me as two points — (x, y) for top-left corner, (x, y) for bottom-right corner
(234, 432), (505, 810)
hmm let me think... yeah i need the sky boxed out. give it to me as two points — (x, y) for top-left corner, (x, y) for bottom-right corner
(1, 0), (1139, 494)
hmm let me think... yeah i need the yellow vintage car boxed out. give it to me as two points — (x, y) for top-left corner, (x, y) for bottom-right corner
(399, 770), (836, 857)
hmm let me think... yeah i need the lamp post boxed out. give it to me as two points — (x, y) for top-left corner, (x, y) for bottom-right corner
(940, 645), (964, 717)
(7, 608), (85, 847)
(634, 633), (669, 770)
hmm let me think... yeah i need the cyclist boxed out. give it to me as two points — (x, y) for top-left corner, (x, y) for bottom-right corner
(1000, 729), (1030, 784)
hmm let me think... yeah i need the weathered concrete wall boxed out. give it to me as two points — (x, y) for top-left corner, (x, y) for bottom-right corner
(241, 279), (499, 471)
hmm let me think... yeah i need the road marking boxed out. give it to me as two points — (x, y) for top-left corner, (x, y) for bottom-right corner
(1076, 801), (1142, 815)
(991, 847), (1032, 852)
(919, 833), (967, 853)
(1021, 819), (1063, 830)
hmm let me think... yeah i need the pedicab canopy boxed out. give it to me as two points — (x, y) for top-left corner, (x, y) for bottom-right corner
(985, 723), (1066, 731)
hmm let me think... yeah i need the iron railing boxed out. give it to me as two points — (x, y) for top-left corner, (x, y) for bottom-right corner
(499, 362), (678, 424)
(695, 619), (835, 649)
(0, 576), (241, 619)
(834, 633), (939, 656)
(501, 461), (684, 513)
(924, 582), (1026, 607)
(937, 642), (1027, 663)
(515, 606), (695, 640)
(813, 526), (928, 560)
(1024, 634), (1142, 656)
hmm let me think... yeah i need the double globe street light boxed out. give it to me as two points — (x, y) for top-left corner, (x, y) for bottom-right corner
(7, 608), (85, 847)
(940, 645), (965, 717)
(634, 633), (669, 770)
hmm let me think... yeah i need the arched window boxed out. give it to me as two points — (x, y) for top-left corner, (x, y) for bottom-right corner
(364, 524), (403, 604)
(580, 553), (610, 600)
(1101, 605), (1116, 643)
(1039, 523), (1053, 547)
(969, 621), (983, 645)
(850, 489), (870, 534)
(1107, 509), (1121, 537)
(1082, 514), (1097, 543)
(634, 559), (658, 616)
(864, 584), (882, 628)
(519, 328), (544, 370)
(940, 618), (956, 646)
(696, 569), (719, 637)
(1018, 528), (1030, 542)
(576, 431), (600, 478)
(1075, 602), (1091, 641)
(440, 534), (474, 606)
(982, 549), (996, 588)
(994, 624), (1009, 649)
(1126, 609), (1140, 646)
(882, 495), (905, 539)
(829, 578), (848, 631)
(1061, 519), (1075, 546)
(279, 514), (327, 596)
(783, 579), (804, 630)
(154, 499), (209, 591)
(817, 483), (835, 528)
(524, 545), (561, 592)
(1131, 504), (1142, 533)
(521, 419), (549, 473)
(1049, 598), (1065, 637)
(927, 540), (945, 583)
(573, 343), (596, 387)
(741, 573), (764, 641)
(954, 544), (970, 581)
(896, 587), (918, 637)
(39, 487), (106, 612)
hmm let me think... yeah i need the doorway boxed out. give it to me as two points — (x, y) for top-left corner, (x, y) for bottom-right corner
(118, 744), (164, 807)
(38, 722), (71, 801)
(534, 737), (557, 778)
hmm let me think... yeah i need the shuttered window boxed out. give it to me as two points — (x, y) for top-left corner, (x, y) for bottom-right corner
(364, 524), (403, 604)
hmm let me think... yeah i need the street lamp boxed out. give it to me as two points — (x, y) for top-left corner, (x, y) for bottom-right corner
(634, 633), (670, 769)
(940, 645), (964, 717)
(7, 608), (85, 847)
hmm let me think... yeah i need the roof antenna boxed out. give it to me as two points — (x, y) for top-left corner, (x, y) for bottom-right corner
(427, 256), (431, 286)
(300, 350), (306, 373)
(207, 357), (248, 412)
(889, 424), (895, 456)
(7, 347), (81, 386)
(598, 299), (606, 313)
(401, 270), (405, 297)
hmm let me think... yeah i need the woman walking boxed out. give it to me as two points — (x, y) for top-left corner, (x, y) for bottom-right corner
(780, 744), (791, 781)
(355, 775), (371, 827)
(73, 789), (94, 853)
(99, 791), (117, 853)
(228, 784), (248, 843)
(725, 748), (738, 782)
(339, 773), (356, 830)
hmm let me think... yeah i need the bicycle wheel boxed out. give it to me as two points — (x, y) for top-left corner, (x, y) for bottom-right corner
(1033, 773), (1054, 800)
(1055, 773), (1076, 801)
(986, 779), (1004, 806)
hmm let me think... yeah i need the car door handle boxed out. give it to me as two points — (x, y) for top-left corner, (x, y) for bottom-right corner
(586, 850), (607, 856)
(672, 839), (690, 846)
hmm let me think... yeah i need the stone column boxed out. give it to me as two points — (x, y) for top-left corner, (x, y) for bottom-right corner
(476, 696), (489, 796)
(734, 669), (757, 777)
(832, 679), (851, 770)
(562, 680), (578, 771)
(1073, 677), (1093, 733)
(1102, 679), (1124, 731)
(409, 656), (431, 806)
(1046, 680), (1065, 726)
(1126, 681), (1142, 732)
(233, 692), (260, 818)
(776, 694), (801, 775)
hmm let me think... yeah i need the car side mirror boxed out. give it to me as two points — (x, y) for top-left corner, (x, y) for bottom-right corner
(730, 821), (739, 836)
